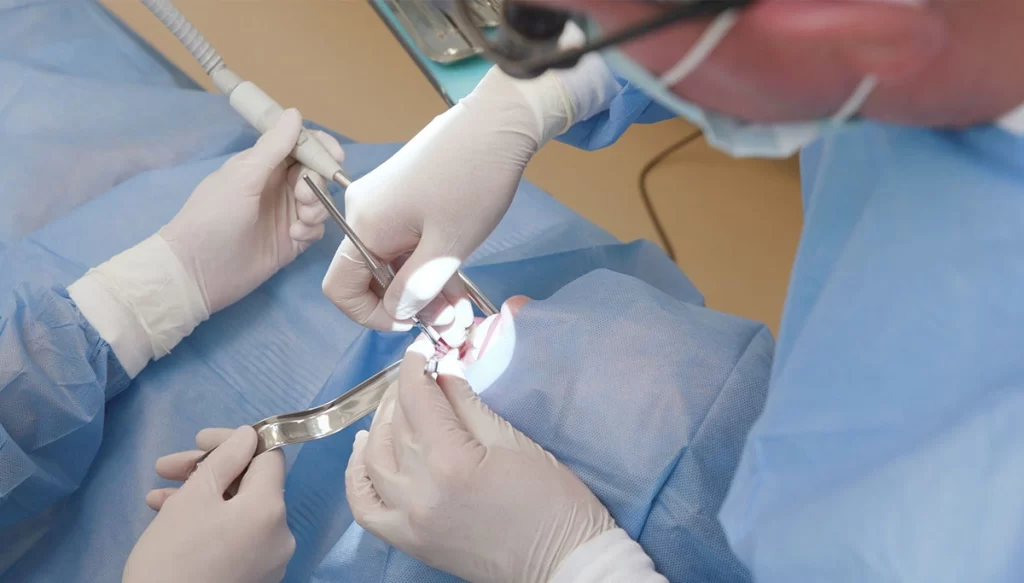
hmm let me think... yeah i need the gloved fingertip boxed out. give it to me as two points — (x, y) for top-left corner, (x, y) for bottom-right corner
(280, 107), (302, 126)
(435, 357), (466, 380)
(289, 220), (323, 243)
(195, 427), (235, 450)
(249, 109), (303, 168)
(439, 323), (468, 349)
(388, 320), (415, 332)
(453, 296), (475, 329)
(213, 426), (256, 459)
(406, 336), (436, 360)
(354, 430), (369, 446)
(392, 300), (426, 322)
(434, 306), (457, 327)
(314, 130), (346, 163)
(145, 488), (174, 511)
(295, 200), (329, 226)
(420, 297), (456, 327)
(386, 257), (462, 320)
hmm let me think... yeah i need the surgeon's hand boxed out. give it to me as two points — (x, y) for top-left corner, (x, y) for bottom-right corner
(345, 338), (616, 583)
(321, 67), (574, 339)
(123, 427), (294, 583)
(161, 108), (344, 314)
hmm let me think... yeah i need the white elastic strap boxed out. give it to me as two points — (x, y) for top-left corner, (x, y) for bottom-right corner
(656, 6), (875, 125)
(659, 9), (740, 88)
(997, 102), (1024, 136)
(832, 75), (878, 124)
(68, 275), (152, 379)
(68, 235), (209, 378)
(550, 528), (669, 583)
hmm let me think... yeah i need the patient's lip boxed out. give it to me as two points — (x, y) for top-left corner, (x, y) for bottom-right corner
(461, 313), (502, 365)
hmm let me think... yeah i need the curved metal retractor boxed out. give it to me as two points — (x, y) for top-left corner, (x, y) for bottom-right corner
(250, 267), (496, 457)
(192, 274), (496, 496)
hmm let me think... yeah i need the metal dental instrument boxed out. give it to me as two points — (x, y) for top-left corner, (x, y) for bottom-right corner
(387, 0), (480, 63)
(312, 173), (498, 317)
(186, 173), (498, 494)
(146, 0), (501, 494)
(141, 0), (497, 319)
(190, 361), (400, 498)
(301, 174), (446, 349)
(328, 173), (497, 317)
(190, 289), (498, 498)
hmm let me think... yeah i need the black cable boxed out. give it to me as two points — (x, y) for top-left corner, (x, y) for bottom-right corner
(638, 129), (704, 262)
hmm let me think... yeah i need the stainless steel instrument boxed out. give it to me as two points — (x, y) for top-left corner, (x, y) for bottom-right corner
(387, 0), (479, 64)
(191, 178), (497, 496)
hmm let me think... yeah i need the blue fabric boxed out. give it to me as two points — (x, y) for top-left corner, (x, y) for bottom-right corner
(0, 283), (129, 530)
(308, 270), (772, 583)
(1, 1), (770, 582)
(557, 78), (675, 151)
(719, 123), (1024, 582)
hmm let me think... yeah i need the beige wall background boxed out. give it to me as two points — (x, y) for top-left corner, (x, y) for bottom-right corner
(103, 0), (803, 334)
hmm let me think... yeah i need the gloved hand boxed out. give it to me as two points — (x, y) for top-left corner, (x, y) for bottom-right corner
(321, 66), (578, 339)
(161, 108), (343, 314)
(69, 108), (343, 378)
(123, 426), (294, 583)
(345, 337), (616, 583)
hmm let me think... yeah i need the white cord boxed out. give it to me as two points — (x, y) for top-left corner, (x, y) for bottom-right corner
(138, 0), (223, 74)
(138, 0), (344, 180)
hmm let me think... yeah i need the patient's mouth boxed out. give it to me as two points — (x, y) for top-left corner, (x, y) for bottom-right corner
(460, 314), (502, 365)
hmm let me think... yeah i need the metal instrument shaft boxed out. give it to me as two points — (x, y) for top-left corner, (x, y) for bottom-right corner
(301, 175), (445, 348)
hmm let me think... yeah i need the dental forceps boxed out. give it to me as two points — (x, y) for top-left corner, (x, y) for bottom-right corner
(301, 175), (447, 350)
(189, 178), (498, 496)
(190, 312), (494, 497)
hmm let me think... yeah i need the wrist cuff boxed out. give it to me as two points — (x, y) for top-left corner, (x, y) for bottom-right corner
(68, 234), (209, 378)
(473, 65), (576, 146)
(550, 528), (667, 583)
(550, 51), (622, 128)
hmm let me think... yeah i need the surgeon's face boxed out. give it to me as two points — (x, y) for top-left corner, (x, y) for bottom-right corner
(524, 0), (1024, 127)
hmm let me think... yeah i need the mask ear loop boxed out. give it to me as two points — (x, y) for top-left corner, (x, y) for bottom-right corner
(654, 6), (877, 126)
(831, 76), (878, 124)
(658, 8), (740, 88)
(998, 102), (1024, 135)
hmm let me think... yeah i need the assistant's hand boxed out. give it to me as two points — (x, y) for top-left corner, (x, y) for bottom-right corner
(321, 67), (575, 340)
(161, 108), (344, 313)
(123, 427), (295, 583)
(68, 110), (343, 379)
(345, 338), (615, 583)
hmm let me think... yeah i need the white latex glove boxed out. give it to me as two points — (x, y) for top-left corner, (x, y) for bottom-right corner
(123, 426), (294, 583)
(345, 338), (616, 583)
(321, 66), (580, 341)
(69, 109), (342, 378)
(161, 108), (342, 313)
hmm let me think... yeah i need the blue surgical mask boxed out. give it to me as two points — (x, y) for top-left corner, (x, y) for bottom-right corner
(598, 9), (878, 159)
